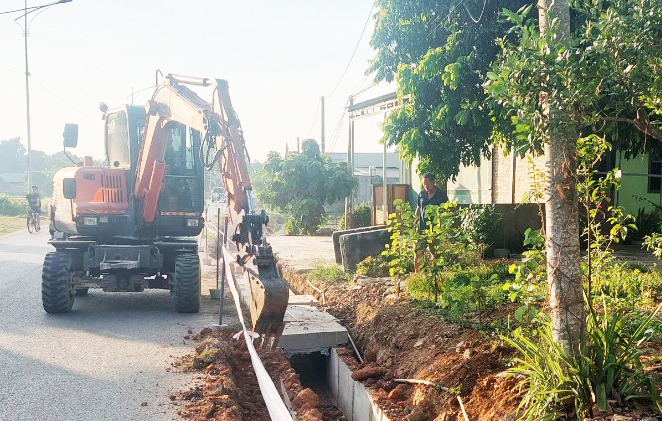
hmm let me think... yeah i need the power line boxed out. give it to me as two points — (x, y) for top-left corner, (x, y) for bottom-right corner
(30, 75), (98, 121)
(0, 67), (23, 74)
(325, 0), (376, 100)
(306, 100), (320, 139)
(463, 0), (487, 23)
(328, 98), (350, 152)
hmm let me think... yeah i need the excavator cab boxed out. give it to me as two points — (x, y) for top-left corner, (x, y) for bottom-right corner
(154, 122), (204, 237)
(104, 105), (145, 170)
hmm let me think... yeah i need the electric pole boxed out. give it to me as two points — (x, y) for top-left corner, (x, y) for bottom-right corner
(344, 96), (354, 228)
(321, 96), (325, 152)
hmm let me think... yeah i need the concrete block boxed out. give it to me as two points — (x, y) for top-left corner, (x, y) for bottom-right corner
(279, 305), (348, 354)
(328, 348), (340, 401)
(329, 348), (392, 421)
(332, 226), (386, 264)
(354, 381), (373, 421)
(339, 229), (390, 272)
(336, 349), (356, 421)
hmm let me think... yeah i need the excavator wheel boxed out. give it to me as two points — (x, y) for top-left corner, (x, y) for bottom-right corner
(42, 252), (74, 313)
(173, 254), (201, 313)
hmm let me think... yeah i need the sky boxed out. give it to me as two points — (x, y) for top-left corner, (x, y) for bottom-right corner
(0, 0), (395, 163)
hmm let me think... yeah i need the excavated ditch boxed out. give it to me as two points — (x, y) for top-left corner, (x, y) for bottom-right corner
(173, 327), (347, 421)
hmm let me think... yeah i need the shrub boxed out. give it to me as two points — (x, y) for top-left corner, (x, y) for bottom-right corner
(505, 299), (662, 420)
(284, 218), (301, 236)
(459, 204), (503, 251)
(337, 203), (372, 230)
(630, 206), (662, 241)
(407, 262), (521, 321)
(0, 195), (25, 216)
(356, 255), (390, 278)
(307, 264), (350, 284)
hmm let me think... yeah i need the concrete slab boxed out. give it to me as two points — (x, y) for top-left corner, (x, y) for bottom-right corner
(287, 294), (318, 305)
(279, 305), (348, 354)
(225, 250), (348, 354)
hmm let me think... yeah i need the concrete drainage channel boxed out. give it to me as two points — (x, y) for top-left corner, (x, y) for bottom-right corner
(277, 349), (391, 421)
(226, 258), (389, 421)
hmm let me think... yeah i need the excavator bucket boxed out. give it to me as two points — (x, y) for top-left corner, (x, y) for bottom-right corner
(243, 266), (289, 337)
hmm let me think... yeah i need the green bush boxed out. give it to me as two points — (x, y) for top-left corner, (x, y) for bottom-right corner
(505, 299), (662, 421)
(284, 218), (301, 236)
(460, 204), (503, 250)
(630, 206), (662, 241)
(0, 195), (26, 216)
(407, 262), (521, 321)
(337, 203), (372, 230)
(593, 262), (662, 309)
(356, 255), (390, 278)
(307, 264), (350, 284)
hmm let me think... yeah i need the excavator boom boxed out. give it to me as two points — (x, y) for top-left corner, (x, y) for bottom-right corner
(135, 74), (288, 337)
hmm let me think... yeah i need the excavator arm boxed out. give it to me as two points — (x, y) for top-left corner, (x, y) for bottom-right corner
(134, 74), (288, 337)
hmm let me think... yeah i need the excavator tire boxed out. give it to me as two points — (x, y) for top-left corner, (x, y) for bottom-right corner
(42, 252), (74, 313)
(174, 254), (200, 313)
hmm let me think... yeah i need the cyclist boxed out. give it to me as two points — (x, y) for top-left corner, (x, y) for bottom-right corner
(26, 186), (41, 217)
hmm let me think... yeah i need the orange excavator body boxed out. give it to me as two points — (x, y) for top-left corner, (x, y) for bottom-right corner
(47, 73), (288, 336)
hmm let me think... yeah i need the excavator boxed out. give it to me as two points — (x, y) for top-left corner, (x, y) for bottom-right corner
(44, 73), (288, 337)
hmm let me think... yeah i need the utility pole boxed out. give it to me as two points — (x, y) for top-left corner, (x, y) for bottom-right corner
(15, 0), (73, 192)
(344, 96), (354, 228)
(320, 96), (325, 152)
(297, 137), (300, 153)
(383, 112), (388, 223)
(23, 0), (32, 191)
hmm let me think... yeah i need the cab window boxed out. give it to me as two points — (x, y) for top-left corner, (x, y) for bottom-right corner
(105, 111), (131, 167)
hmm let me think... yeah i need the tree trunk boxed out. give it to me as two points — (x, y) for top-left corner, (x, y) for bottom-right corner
(539, 0), (585, 353)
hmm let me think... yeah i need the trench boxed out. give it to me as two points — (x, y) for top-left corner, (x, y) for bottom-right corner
(195, 246), (387, 420)
(280, 347), (392, 421)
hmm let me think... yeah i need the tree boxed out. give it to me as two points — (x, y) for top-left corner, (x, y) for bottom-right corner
(369, 0), (528, 181)
(538, 0), (585, 353)
(0, 138), (27, 173)
(253, 140), (356, 234)
(486, 0), (662, 351)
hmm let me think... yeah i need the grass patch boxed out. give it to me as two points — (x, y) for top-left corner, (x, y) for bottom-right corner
(0, 215), (30, 236)
(307, 263), (350, 285)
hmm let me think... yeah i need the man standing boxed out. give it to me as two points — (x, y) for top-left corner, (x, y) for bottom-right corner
(415, 173), (448, 271)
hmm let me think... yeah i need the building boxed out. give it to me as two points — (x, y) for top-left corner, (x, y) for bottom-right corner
(0, 173), (26, 195)
(328, 152), (406, 205)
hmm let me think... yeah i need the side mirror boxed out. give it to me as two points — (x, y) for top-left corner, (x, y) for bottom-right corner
(63, 178), (76, 199)
(63, 123), (78, 148)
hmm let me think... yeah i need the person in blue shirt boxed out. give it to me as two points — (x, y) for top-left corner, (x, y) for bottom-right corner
(414, 173), (448, 272)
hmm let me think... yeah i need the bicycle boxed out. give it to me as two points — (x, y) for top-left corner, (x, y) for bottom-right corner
(26, 206), (41, 234)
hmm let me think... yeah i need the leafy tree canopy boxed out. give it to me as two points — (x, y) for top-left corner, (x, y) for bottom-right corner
(0, 137), (84, 194)
(253, 139), (356, 234)
(486, 0), (662, 157)
(370, 0), (528, 181)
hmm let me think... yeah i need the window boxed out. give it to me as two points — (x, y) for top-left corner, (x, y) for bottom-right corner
(649, 152), (662, 194)
(164, 123), (188, 176)
(106, 111), (130, 167)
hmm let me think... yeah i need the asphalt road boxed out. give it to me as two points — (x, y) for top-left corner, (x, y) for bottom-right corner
(0, 228), (223, 421)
